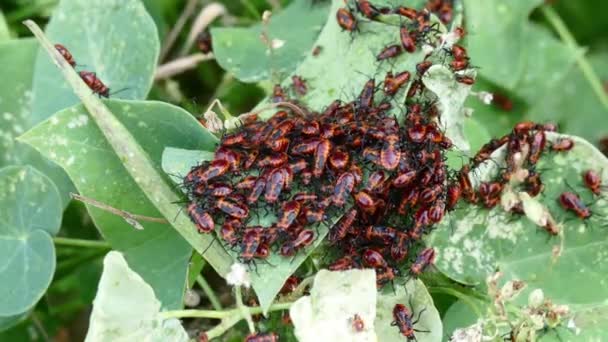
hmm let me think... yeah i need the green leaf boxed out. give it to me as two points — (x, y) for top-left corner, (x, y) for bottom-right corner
(0, 38), (74, 206)
(30, 0), (159, 124)
(290, 269), (378, 341)
(423, 66), (476, 152)
(428, 133), (608, 310)
(211, 0), (329, 83)
(161, 146), (331, 314)
(0, 165), (62, 316)
(0, 313), (27, 333)
(19, 100), (221, 309)
(464, 0), (580, 99)
(85, 251), (189, 342)
(528, 51), (608, 144)
(375, 279), (442, 342)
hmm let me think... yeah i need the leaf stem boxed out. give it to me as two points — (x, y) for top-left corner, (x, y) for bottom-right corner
(53, 237), (111, 249)
(235, 286), (255, 334)
(540, 5), (608, 110)
(197, 275), (223, 311)
(160, 301), (293, 319)
(70, 193), (168, 229)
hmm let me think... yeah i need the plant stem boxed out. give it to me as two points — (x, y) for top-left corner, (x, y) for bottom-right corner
(206, 314), (243, 340)
(235, 286), (255, 334)
(53, 237), (111, 249)
(161, 301), (293, 319)
(540, 5), (608, 110)
(70, 193), (168, 229)
(197, 275), (223, 311)
(163, 301), (293, 340)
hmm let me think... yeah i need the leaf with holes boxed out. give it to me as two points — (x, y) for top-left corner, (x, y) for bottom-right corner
(0, 165), (62, 316)
(30, 0), (159, 124)
(211, 0), (329, 83)
(19, 100), (228, 309)
(428, 134), (608, 312)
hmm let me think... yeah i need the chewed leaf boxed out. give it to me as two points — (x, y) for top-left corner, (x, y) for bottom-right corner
(212, 0), (329, 83)
(85, 251), (188, 342)
(290, 269), (377, 342)
(0, 165), (62, 316)
(423, 65), (475, 153)
(375, 279), (442, 342)
(427, 134), (608, 309)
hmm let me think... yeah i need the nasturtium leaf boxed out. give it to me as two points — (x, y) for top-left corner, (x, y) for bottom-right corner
(0, 165), (62, 316)
(0, 38), (74, 206)
(85, 251), (188, 342)
(211, 0), (329, 83)
(428, 134), (608, 309)
(253, 0), (426, 118)
(290, 269), (378, 342)
(19, 99), (224, 309)
(464, 0), (580, 100)
(375, 279), (442, 342)
(527, 52), (608, 144)
(30, 0), (159, 124)
(161, 146), (331, 314)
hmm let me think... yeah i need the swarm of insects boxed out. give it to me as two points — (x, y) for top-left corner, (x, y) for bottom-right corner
(179, 2), (589, 340)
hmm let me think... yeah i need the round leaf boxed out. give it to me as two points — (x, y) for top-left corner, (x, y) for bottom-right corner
(375, 279), (442, 342)
(212, 0), (329, 83)
(31, 0), (159, 124)
(0, 165), (62, 316)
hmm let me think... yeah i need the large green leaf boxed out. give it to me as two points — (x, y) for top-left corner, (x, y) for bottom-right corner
(85, 251), (188, 342)
(464, 0), (580, 99)
(30, 0), (159, 124)
(19, 100), (222, 309)
(0, 38), (74, 206)
(375, 279), (442, 342)
(528, 52), (608, 145)
(428, 134), (608, 308)
(0, 165), (62, 316)
(161, 147), (331, 314)
(211, 0), (329, 83)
